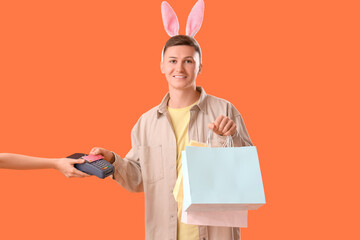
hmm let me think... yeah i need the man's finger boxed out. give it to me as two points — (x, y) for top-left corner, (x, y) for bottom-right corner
(218, 117), (229, 133)
(90, 149), (97, 155)
(222, 120), (233, 134)
(90, 147), (102, 155)
(212, 125), (221, 135)
(213, 115), (224, 128)
(224, 124), (236, 136)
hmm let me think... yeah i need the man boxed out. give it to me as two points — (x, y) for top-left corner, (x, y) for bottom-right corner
(90, 35), (252, 240)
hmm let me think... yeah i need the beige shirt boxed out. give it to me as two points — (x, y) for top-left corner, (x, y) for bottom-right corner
(112, 86), (253, 240)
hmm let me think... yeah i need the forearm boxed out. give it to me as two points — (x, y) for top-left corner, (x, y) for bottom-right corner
(112, 152), (143, 192)
(0, 153), (58, 170)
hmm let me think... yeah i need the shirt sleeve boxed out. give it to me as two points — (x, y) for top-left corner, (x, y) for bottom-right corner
(232, 112), (253, 147)
(111, 121), (144, 192)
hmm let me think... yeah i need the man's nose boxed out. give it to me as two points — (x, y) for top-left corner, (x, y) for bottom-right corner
(175, 62), (184, 72)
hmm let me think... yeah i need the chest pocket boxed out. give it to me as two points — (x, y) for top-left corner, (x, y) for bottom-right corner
(139, 145), (164, 183)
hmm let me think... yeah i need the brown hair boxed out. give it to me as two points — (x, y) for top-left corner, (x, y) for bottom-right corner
(162, 35), (202, 63)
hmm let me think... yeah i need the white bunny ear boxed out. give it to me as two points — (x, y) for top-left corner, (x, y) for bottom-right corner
(161, 1), (179, 37)
(186, 0), (205, 37)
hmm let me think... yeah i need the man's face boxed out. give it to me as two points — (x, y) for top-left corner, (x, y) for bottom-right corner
(161, 45), (202, 91)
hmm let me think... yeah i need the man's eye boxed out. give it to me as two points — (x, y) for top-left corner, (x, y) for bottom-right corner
(170, 60), (177, 63)
(185, 60), (193, 63)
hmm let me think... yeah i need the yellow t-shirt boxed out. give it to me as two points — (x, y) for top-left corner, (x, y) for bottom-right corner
(168, 101), (199, 240)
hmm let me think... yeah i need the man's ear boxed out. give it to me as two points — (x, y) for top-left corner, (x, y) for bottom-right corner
(198, 63), (202, 74)
(160, 61), (164, 74)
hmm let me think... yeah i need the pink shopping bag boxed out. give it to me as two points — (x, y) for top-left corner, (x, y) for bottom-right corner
(181, 207), (248, 227)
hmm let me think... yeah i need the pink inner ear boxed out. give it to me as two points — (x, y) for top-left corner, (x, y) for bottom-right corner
(186, 0), (205, 37)
(161, 1), (179, 37)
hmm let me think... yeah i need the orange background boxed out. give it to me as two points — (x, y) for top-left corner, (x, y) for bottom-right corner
(0, 0), (359, 239)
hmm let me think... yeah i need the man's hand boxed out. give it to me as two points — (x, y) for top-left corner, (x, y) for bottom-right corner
(208, 115), (236, 136)
(55, 158), (90, 178)
(89, 147), (115, 164)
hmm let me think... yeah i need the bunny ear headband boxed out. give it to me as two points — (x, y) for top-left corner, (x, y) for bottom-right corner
(161, 0), (205, 37)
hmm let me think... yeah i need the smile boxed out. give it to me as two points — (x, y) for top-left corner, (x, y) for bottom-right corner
(173, 75), (187, 79)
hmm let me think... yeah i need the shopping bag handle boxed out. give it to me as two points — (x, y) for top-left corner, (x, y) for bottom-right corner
(206, 129), (234, 148)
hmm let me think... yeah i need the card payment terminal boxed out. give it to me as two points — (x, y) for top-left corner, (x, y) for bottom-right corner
(66, 153), (114, 179)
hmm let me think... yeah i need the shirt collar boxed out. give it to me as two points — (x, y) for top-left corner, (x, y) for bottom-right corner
(157, 86), (207, 117)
